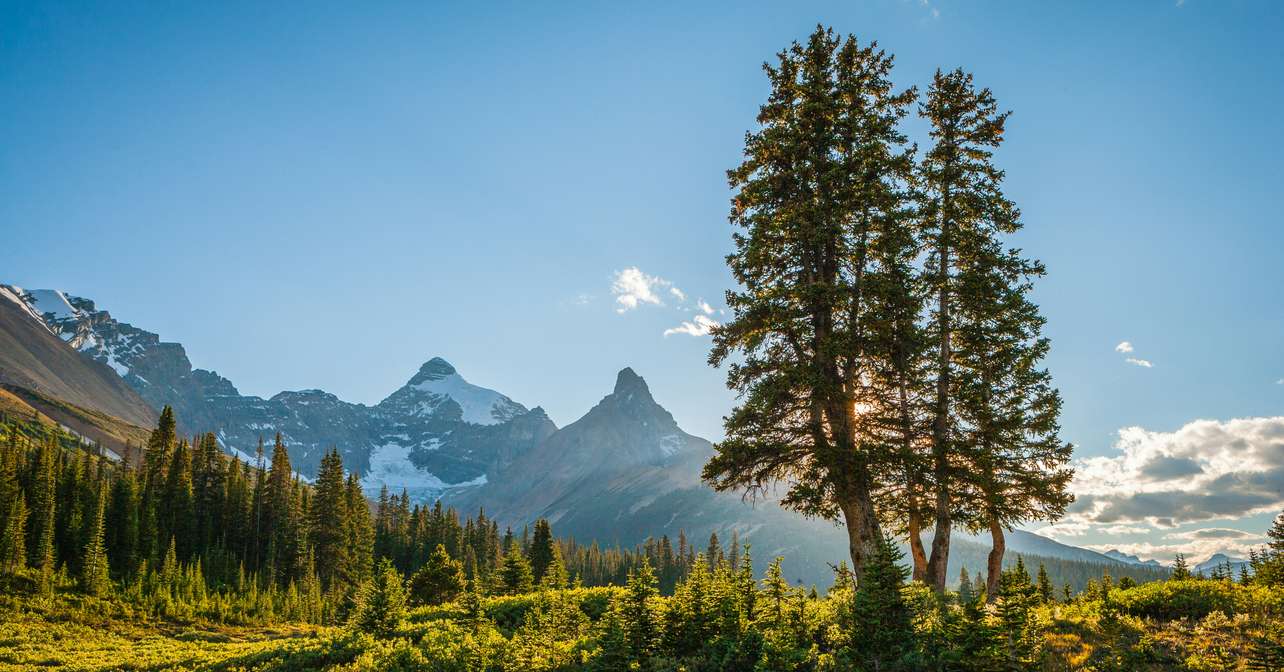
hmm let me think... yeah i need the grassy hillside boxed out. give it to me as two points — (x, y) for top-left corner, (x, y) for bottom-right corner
(0, 385), (152, 461)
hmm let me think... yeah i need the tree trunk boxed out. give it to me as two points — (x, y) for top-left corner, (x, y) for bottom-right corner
(986, 517), (1005, 603)
(925, 184), (954, 593)
(907, 510), (928, 582)
(839, 489), (883, 583)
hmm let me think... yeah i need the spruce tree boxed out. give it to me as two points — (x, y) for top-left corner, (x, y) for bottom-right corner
(1036, 563), (1054, 603)
(0, 492), (27, 574)
(500, 544), (534, 595)
(917, 68), (1069, 593)
(80, 487), (110, 596)
(408, 543), (466, 606)
(528, 518), (556, 584)
(308, 448), (348, 589)
(705, 25), (918, 579)
(621, 558), (658, 660)
(1172, 553), (1191, 580)
(850, 535), (913, 670)
(350, 558), (407, 638)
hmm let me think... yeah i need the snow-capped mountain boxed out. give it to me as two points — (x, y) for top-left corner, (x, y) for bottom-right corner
(0, 285), (553, 498)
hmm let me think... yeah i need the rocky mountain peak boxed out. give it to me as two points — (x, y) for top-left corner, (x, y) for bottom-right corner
(409, 356), (457, 384)
(612, 367), (653, 401)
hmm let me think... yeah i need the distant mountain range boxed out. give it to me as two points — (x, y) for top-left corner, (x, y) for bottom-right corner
(1103, 549), (1166, 567)
(0, 283), (1178, 586)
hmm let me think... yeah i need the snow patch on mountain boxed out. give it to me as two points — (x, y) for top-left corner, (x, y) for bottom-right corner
(24, 289), (78, 322)
(413, 371), (521, 425)
(360, 441), (483, 501)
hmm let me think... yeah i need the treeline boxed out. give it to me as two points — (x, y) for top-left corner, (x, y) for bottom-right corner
(0, 409), (693, 622)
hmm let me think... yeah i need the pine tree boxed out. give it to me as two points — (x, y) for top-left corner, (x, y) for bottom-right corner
(80, 487), (110, 596)
(850, 535), (913, 670)
(957, 567), (974, 606)
(308, 448), (348, 589)
(0, 492), (27, 574)
(705, 25), (918, 579)
(528, 518), (556, 584)
(140, 406), (176, 563)
(622, 558), (658, 660)
(500, 544), (535, 595)
(350, 558), (407, 638)
(162, 439), (194, 559)
(29, 438), (58, 591)
(408, 543), (466, 606)
(540, 544), (569, 591)
(1172, 553), (1191, 580)
(1036, 563), (1054, 603)
(917, 68), (1069, 594)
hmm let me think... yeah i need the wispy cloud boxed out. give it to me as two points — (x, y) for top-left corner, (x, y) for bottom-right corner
(663, 314), (720, 338)
(1126, 357), (1153, 368)
(612, 267), (677, 313)
(1116, 341), (1134, 353)
(697, 300), (715, 315)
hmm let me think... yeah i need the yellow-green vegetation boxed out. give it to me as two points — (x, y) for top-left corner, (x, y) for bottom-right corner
(5, 552), (1283, 671)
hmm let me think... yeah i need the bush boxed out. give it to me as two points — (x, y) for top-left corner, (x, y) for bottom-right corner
(1110, 579), (1284, 621)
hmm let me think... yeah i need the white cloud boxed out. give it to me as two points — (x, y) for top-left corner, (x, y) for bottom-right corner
(1126, 357), (1153, 368)
(611, 267), (677, 313)
(697, 300), (715, 315)
(669, 286), (686, 302)
(1115, 341), (1134, 353)
(663, 314), (720, 338)
(1064, 416), (1284, 532)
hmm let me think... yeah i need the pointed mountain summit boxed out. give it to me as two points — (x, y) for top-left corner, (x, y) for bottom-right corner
(378, 356), (526, 426)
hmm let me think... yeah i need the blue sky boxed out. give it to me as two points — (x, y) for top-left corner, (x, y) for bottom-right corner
(2, 1), (1281, 561)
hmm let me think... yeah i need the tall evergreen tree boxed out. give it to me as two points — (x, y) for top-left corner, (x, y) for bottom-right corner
(704, 25), (918, 578)
(528, 518), (556, 583)
(408, 543), (466, 606)
(0, 492), (27, 574)
(80, 487), (110, 596)
(850, 535), (914, 669)
(308, 448), (348, 589)
(917, 68), (1058, 592)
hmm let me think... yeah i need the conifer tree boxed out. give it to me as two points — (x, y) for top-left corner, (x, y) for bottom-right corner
(705, 25), (918, 578)
(500, 543), (535, 595)
(762, 556), (790, 622)
(107, 468), (139, 576)
(308, 448), (347, 589)
(29, 438), (58, 590)
(957, 567), (974, 606)
(1172, 553), (1191, 580)
(850, 535), (913, 669)
(917, 68), (1067, 593)
(342, 473), (373, 587)
(528, 518), (556, 583)
(162, 439), (194, 559)
(540, 544), (569, 591)
(409, 543), (466, 606)
(0, 492), (27, 574)
(140, 406), (176, 563)
(622, 558), (658, 660)
(350, 558), (407, 638)
(80, 487), (110, 596)
(1036, 563), (1054, 603)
